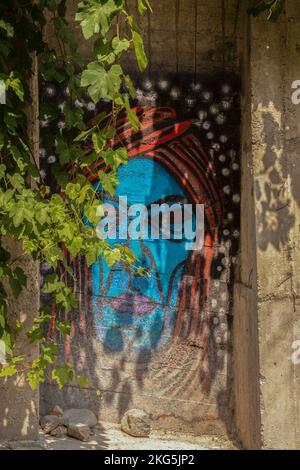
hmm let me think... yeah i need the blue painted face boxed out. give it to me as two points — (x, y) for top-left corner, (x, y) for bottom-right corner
(92, 159), (194, 353)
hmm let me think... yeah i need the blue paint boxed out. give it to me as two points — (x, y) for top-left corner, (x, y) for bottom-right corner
(92, 159), (193, 352)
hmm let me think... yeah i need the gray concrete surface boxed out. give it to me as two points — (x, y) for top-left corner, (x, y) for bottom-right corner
(233, 2), (300, 450)
(0, 239), (40, 441)
(0, 55), (40, 442)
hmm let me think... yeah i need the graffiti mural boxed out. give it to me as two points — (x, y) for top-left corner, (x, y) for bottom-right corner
(40, 74), (240, 431)
(86, 106), (222, 355)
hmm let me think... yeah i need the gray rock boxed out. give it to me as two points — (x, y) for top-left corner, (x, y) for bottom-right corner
(62, 408), (97, 428)
(67, 423), (91, 442)
(40, 415), (63, 434)
(121, 409), (151, 437)
(50, 425), (67, 438)
(51, 405), (63, 417)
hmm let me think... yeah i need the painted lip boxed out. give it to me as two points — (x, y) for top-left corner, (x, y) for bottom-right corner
(108, 293), (159, 315)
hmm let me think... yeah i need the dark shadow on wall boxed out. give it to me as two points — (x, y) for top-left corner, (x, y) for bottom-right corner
(255, 111), (294, 252)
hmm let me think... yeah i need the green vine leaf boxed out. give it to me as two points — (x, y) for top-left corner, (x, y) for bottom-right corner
(5, 72), (24, 102)
(267, 0), (285, 21)
(77, 375), (90, 388)
(0, 0), (149, 391)
(0, 363), (17, 378)
(27, 325), (45, 344)
(55, 320), (71, 337)
(52, 363), (74, 389)
(137, 0), (152, 15)
(27, 368), (45, 390)
(8, 267), (27, 298)
(76, 0), (124, 39)
(98, 171), (119, 196)
(81, 62), (123, 103)
(103, 147), (128, 170)
(0, 19), (14, 37)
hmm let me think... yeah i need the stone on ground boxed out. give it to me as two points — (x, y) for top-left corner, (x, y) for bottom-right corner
(67, 423), (91, 442)
(62, 408), (97, 427)
(121, 409), (151, 437)
(51, 405), (63, 417)
(40, 415), (63, 434)
(41, 422), (237, 450)
(50, 425), (67, 438)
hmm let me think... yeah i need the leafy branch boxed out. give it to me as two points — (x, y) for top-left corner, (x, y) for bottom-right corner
(0, 0), (151, 391)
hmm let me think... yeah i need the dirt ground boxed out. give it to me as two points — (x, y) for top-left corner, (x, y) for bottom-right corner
(41, 423), (238, 450)
(0, 422), (238, 450)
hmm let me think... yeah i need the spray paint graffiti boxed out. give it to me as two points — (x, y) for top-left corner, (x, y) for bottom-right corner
(85, 106), (223, 354)
(40, 74), (240, 427)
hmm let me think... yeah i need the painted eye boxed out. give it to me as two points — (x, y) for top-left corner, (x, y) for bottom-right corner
(146, 196), (193, 242)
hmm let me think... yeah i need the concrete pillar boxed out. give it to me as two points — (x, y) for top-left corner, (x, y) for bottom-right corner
(234, 2), (300, 450)
(0, 55), (40, 442)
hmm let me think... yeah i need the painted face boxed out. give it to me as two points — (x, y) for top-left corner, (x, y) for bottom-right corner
(91, 158), (195, 353)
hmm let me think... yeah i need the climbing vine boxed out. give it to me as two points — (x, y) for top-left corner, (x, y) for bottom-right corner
(248, 0), (285, 21)
(0, 0), (151, 390)
(0, 0), (286, 392)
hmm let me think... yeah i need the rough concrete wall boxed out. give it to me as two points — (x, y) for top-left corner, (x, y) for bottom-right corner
(48, 0), (242, 74)
(234, 1), (300, 450)
(41, 0), (242, 436)
(124, 0), (241, 75)
(0, 241), (40, 441)
(232, 7), (261, 450)
(0, 55), (40, 442)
